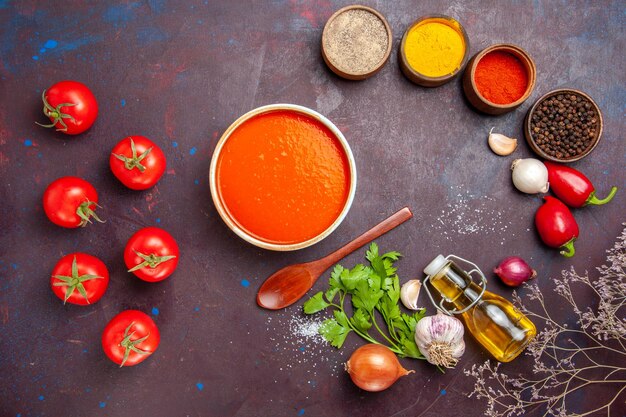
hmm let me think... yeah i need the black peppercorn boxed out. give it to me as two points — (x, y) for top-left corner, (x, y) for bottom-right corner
(529, 91), (600, 160)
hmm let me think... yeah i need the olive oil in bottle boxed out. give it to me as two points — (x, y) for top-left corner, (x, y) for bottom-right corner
(422, 255), (536, 363)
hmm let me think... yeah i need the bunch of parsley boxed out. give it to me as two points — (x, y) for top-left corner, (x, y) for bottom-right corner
(303, 243), (426, 359)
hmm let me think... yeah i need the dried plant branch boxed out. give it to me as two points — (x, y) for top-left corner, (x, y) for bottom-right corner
(465, 224), (626, 417)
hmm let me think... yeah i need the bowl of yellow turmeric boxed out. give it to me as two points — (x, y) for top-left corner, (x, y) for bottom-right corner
(399, 15), (470, 87)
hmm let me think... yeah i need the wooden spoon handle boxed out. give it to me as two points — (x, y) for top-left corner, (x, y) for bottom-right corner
(313, 207), (413, 274)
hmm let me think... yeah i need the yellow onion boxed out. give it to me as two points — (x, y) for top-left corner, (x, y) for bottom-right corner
(345, 344), (414, 392)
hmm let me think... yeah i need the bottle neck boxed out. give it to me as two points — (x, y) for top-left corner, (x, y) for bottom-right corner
(429, 262), (482, 311)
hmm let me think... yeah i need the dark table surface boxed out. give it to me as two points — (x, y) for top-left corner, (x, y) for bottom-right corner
(1, 1), (624, 416)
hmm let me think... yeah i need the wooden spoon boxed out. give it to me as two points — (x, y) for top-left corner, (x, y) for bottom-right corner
(257, 207), (413, 310)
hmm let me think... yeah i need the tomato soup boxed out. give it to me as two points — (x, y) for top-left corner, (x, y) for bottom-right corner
(215, 109), (352, 245)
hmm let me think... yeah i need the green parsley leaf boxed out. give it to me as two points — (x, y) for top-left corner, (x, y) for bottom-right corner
(380, 297), (401, 323)
(303, 292), (330, 314)
(399, 334), (422, 359)
(341, 264), (370, 291)
(382, 251), (402, 261)
(383, 275), (400, 305)
(329, 264), (347, 293)
(352, 279), (384, 313)
(325, 286), (340, 303)
(350, 308), (372, 333)
(319, 311), (352, 348)
(365, 242), (380, 262)
(370, 255), (388, 281)
(319, 318), (350, 348)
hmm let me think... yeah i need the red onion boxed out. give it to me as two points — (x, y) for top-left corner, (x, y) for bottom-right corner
(494, 256), (537, 287)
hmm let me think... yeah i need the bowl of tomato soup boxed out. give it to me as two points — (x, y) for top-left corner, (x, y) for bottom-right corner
(210, 104), (356, 251)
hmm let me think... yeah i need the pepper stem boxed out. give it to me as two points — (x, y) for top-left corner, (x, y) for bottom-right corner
(560, 239), (576, 258)
(586, 186), (618, 206)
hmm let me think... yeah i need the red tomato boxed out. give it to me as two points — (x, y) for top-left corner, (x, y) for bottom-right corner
(43, 176), (104, 228)
(102, 310), (160, 367)
(37, 81), (98, 135)
(124, 227), (179, 282)
(110, 136), (166, 190)
(50, 253), (109, 305)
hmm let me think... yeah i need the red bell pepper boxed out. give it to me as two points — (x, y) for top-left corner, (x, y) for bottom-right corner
(535, 196), (579, 258)
(543, 161), (618, 208)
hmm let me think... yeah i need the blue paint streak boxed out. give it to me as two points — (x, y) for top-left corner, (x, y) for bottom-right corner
(136, 27), (168, 45)
(299, 346), (305, 351)
(0, 1), (9, 9)
(120, 99), (126, 107)
(440, 389), (447, 395)
(194, 179), (199, 185)
(241, 279), (250, 288)
(156, 218), (161, 223)
(38, 395), (44, 401)
(82, 348), (88, 353)
(196, 382), (204, 391)
(151, 307), (159, 316)
(298, 409), (305, 415)
(172, 141), (178, 148)
(148, 0), (167, 14)
(44, 39), (58, 49)
(194, 306), (200, 312)
(189, 147), (197, 155)
(103, 2), (142, 26)
(39, 48), (46, 53)
(53, 36), (104, 53)
(99, 401), (106, 408)
(24, 139), (32, 147)
(11, 263), (18, 269)
(32, 55), (39, 60)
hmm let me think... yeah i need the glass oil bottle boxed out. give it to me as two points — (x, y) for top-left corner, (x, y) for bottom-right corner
(422, 255), (536, 362)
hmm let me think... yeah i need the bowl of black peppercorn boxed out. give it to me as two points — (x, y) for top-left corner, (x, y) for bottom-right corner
(524, 89), (603, 162)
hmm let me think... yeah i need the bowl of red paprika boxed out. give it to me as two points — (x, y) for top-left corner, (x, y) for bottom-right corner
(463, 43), (536, 115)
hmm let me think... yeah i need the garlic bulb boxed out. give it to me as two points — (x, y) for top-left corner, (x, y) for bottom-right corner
(414, 312), (465, 368)
(511, 158), (550, 194)
(488, 128), (518, 156)
(400, 280), (422, 310)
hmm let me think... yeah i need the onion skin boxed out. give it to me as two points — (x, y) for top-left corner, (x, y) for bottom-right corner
(494, 257), (537, 287)
(511, 158), (549, 194)
(345, 344), (413, 392)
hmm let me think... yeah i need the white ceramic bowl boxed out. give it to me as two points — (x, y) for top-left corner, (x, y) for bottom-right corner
(209, 104), (357, 251)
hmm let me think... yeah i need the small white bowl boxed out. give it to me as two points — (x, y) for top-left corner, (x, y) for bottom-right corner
(209, 104), (357, 251)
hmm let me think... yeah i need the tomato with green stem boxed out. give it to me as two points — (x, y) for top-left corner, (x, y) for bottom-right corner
(36, 80), (98, 135)
(124, 227), (179, 282)
(110, 136), (166, 190)
(102, 310), (160, 367)
(50, 253), (109, 305)
(43, 176), (104, 228)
